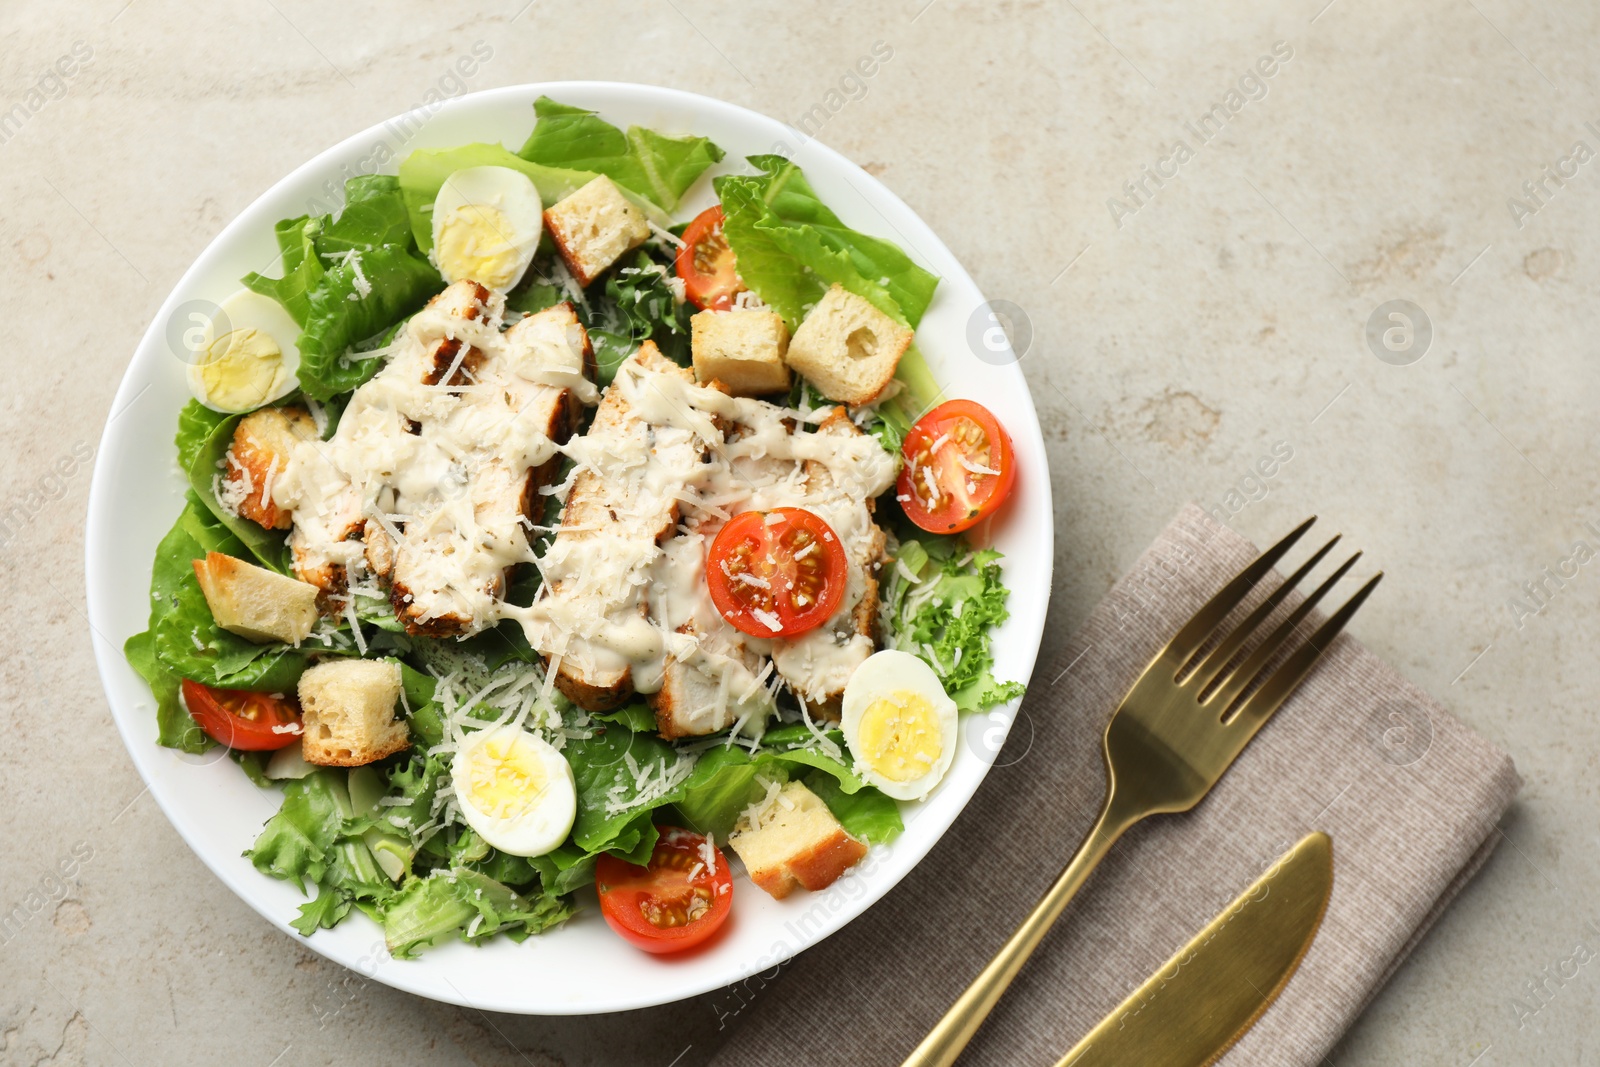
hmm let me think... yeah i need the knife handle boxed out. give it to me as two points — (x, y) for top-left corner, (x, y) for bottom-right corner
(899, 792), (1142, 1067)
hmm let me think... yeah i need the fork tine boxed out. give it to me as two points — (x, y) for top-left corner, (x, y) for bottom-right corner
(1184, 533), (1342, 690)
(1158, 516), (1317, 665)
(1208, 550), (1363, 713)
(1227, 572), (1384, 732)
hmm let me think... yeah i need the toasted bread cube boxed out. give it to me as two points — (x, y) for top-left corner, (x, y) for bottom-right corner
(785, 285), (913, 406)
(544, 176), (650, 287)
(224, 406), (316, 530)
(297, 659), (410, 767)
(729, 781), (868, 900)
(192, 551), (319, 645)
(691, 310), (791, 396)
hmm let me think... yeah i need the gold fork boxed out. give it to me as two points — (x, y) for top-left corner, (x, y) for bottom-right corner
(901, 517), (1381, 1067)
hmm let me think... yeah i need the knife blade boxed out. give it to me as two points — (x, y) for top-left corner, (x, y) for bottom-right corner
(1055, 831), (1333, 1067)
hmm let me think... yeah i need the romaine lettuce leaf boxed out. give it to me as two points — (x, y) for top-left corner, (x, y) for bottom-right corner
(248, 771), (344, 893)
(517, 96), (724, 210)
(380, 867), (571, 958)
(803, 771), (902, 844)
(881, 537), (1026, 712)
(123, 629), (209, 753)
(249, 770), (401, 936)
(174, 399), (228, 475)
(243, 215), (321, 326)
(242, 176), (442, 401)
(185, 412), (292, 573)
(146, 497), (312, 692)
(315, 174), (416, 253)
(714, 155), (939, 330)
(293, 245), (440, 400)
(585, 250), (693, 384)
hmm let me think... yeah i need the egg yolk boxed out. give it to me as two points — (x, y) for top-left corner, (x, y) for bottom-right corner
(466, 734), (549, 819)
(198, 328), (286, 410)
(856, 691), (943, 782)
(435, 203), (521, 289)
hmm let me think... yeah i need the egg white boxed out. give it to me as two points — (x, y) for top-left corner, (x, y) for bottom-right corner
(840, 649), (959, 802)
(430, 165), (543, 291)
(451, 726), (576, 858)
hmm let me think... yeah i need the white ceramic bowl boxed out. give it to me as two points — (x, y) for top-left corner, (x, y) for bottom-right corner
(85, 82), (1053, 1015)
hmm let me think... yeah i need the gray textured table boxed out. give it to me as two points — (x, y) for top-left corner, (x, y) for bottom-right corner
(3, 1), (1596, 1063)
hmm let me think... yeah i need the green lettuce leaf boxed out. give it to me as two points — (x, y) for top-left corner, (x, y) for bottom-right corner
(243, 215), (322, 325)
(315, 174), (416, 253)
(293, 245), (440, 400)
(380, 867), (572, 958)
(562, 724), (691, 858)
(803, 771), (903, 844)
(123, 629), (209, 753)
(175, 400), (229, 474)
(242, 176), (442, 401)
(584, 250), (693, 384)
(184, 412), (292, 573)
(397, 142), (598, 253)
(881, 537), (1026, 712)
(146, 498), (312, 691)
(249, 770), (401, 935)
(517, 96), (724, 210)
(714, 155), (939, 330)
(248, 772), (344, 893)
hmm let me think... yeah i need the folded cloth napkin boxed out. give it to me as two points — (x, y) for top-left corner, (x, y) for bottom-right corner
(709, 503), (1521, 1067)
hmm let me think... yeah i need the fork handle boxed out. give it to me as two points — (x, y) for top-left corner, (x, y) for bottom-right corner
(899, 791), (1143, 1067)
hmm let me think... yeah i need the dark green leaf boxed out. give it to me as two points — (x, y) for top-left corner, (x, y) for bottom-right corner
(174, 400), (229, 475)
(714, 156), (939, 330)
(294, 245), (440, 400)
(147, 500), (312, 691)
(185, 412), (292, 573)
(803, 772), (903, 844)
(123, 629), (210, 753)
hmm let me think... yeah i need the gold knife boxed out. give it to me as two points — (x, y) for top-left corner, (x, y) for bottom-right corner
(1055, 832), (1333, 1067)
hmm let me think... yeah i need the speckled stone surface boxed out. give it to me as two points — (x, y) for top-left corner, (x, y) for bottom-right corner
(3, 1), (1597, 1063)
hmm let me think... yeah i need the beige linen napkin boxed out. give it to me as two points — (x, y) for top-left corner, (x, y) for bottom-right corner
(709, 503), (1521, 1067)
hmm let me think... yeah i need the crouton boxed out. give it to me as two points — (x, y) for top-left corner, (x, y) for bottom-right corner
(543, 176), (650, 287)
(223, 406), (317, 530)
(784, 285), (913, 405)
(691, 309), (791, 397)
(729, 780), (867, 900)
(298, 659), (410, 767)
(192, 551), (320, 645)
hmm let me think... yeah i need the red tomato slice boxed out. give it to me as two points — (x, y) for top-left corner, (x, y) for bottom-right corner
(897, 400), (1018, 534)
(675, 206), (744, 311)
(706, 508), (848, 638)
(180, 679), (303, 751)
(595, 827), (734, 954)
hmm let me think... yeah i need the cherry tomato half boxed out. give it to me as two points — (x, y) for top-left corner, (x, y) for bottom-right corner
(675, 206), (744, 311)
(595, 827), (734, 954)
(897, 399), (1017, 534)
(706, 508), (848, 638)
(180, 678), (303, 751)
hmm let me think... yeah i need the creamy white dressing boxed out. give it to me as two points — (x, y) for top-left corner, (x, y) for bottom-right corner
(509, 345), (896, 734)
(274, 284), (594, 631)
